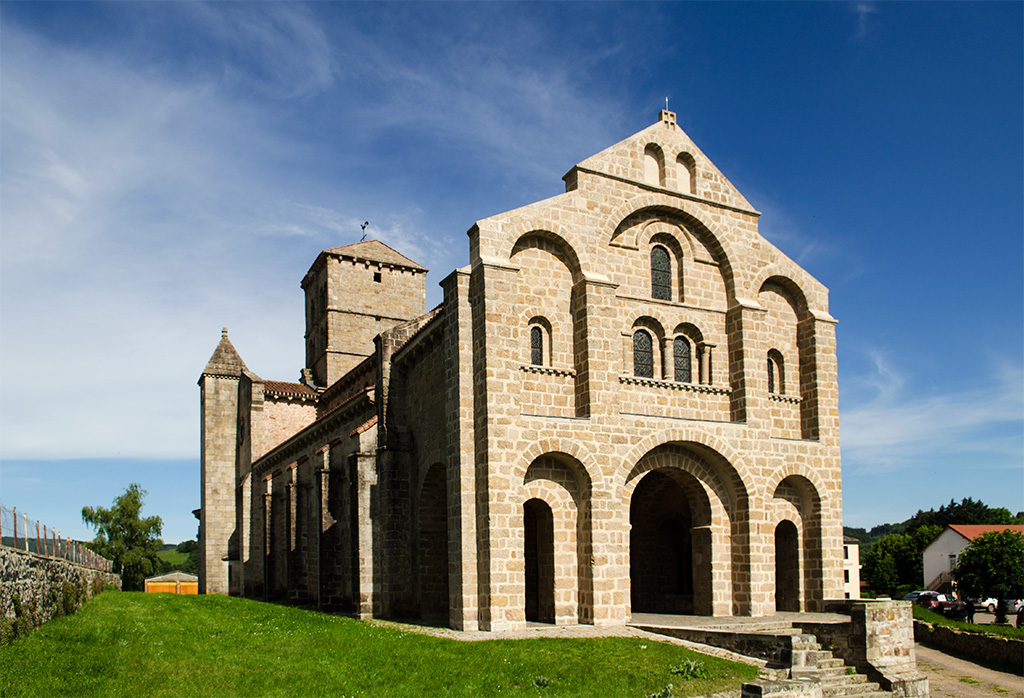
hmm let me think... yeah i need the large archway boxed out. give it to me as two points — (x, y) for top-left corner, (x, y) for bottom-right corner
(524, 498), (555, 623)
(415, 464), (449, 623)
(629, 468), (714, 615)
(624, 440), (750, 617)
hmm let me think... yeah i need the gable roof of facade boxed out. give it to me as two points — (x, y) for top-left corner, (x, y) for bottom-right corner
(569, 109), (757, 214)
(201, 328), (248, 377)
(947, 524), (1024, 542)
(324, 239), (427, 272)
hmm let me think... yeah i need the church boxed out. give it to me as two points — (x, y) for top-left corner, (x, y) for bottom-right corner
(198, 110), (844, 632)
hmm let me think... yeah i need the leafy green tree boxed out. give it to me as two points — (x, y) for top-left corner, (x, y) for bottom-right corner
(954, 530), (1024, 624)
(863, 533), (916, 596)
(862, 525), (942, 596)
(905, 498), (1017, 536)
(82, 483), (163, 591)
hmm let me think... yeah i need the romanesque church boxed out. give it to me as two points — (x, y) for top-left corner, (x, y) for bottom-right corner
(198, 110), (843, 631)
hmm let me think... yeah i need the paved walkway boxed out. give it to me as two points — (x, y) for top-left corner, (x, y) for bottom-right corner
(915, 644), (1024, 698)
(367, 618), (774, 667)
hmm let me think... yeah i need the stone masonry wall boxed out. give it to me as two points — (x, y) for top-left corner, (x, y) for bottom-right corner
(1, 547), (121, 634)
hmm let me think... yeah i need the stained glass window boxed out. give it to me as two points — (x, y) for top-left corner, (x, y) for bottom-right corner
(674, 337), (692, 383)
(651, 246), (671, 301)
(634, 330), (653, 378)
(531, 326), (543, 366)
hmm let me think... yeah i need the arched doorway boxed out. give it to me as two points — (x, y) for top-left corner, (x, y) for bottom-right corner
(524, 498), (555, 623)
(772, 475), (824, 611)
(415, 464), (449, 623)
(775, 520), (800, 612)
(629, 469), (710, 614)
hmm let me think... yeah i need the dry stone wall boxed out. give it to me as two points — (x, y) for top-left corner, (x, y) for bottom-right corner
(1, 547), (120, 640)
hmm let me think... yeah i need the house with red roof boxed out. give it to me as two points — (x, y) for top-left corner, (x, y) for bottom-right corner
(922, 524), (1024, 592)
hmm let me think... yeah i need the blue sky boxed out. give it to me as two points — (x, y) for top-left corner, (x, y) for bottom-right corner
(1, 2), (1021, 544)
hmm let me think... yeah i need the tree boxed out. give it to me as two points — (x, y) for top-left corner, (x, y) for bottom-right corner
(953, 530), (1024, 624)
(863, 533), (917, 596)
(861, 525), (943, 596)
(82, 483), (163, 591)
(905, 498), (1017, 536)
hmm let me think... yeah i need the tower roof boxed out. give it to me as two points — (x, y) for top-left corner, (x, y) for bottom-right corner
(201, 327), (248, 377)
(323, 239), (427, 272)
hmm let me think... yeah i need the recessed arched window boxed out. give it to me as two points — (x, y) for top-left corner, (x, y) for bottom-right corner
(651, 246), (671, 301)
(676, 152), (696, 194)
(644, 144), (665, 186)
(674, 337), (692, 383)
(530, 326), (544, 366)
(768, 350), (785, 394)
(634, 330), (654, 378)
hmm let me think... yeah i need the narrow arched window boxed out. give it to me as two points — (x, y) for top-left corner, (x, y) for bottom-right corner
(530, 326), (543, 366)
(674, 337), (692, 383)
(633, 330), (654, 378)
(651, 246), (671, 301)
(768, 350), (784, 394)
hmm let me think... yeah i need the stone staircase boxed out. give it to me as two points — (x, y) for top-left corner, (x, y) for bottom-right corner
(813, 647), (889, 697)
(630, 617), (896, 696)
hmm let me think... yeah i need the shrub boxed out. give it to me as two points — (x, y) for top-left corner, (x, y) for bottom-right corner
(669, 658), (708, 679)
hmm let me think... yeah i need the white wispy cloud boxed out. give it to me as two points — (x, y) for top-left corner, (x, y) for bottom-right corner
(850, 2), (879, 42)
(840, 351), (1024, 473)
(0, 4), (636, 460)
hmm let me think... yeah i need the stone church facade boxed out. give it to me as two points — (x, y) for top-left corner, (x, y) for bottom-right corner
(198, 110), (843, 632)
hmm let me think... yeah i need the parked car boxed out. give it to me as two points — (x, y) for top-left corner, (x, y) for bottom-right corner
(974, 598), (1022, 614)
(913, 591), (950, 610)
(973, 597), (998, 613)
(903, 591), (927, 601)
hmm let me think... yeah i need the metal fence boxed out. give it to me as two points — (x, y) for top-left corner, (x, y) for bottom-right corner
(0, 503), (113, 573)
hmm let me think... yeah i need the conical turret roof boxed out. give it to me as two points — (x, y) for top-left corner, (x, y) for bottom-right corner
(201, 327), (248, 377)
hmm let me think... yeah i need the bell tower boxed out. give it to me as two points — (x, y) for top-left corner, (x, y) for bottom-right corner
(301, 240), (428, 387)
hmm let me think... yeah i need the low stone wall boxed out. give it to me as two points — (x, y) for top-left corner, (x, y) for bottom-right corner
(820, 600), (929, 697)
(631, 625), (802, 669)
(1, 546), (121, 641)
(914, 620), (1023, 673)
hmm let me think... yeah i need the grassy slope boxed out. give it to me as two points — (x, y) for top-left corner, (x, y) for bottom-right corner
(0, 593), (758, 697)
(155, 549), (190, 570)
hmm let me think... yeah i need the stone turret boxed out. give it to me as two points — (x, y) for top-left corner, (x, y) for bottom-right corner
(198, 328), (247, 595)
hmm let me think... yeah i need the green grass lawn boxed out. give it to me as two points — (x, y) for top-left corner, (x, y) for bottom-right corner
(0, 592), (758, 697)
(912, 604), (1024, 639)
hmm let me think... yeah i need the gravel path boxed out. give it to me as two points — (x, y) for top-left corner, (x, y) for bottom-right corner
(915, 644), (1024, 698)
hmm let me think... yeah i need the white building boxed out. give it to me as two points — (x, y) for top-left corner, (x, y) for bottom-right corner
(842, 536), (860, 599)
(922, 524), (1024, 592)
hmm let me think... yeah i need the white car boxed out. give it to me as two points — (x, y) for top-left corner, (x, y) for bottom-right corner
(974, 598), (1021, 613)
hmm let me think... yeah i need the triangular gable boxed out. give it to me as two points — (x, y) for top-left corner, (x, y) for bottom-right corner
(324, 239), (427, 272)
(569, 110), (756, 213)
